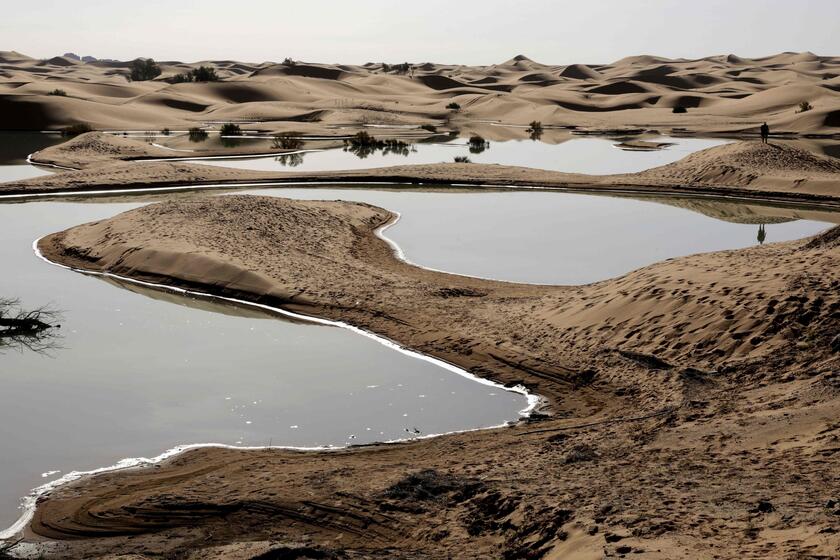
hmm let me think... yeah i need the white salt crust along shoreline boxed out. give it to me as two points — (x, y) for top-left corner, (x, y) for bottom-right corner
(0, 232), (541, 542)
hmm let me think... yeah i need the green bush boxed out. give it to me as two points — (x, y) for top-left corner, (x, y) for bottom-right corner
(272, 133), (304, 150)
(170, 66), (220, 83)
(468, 135), (489, 154)
(48, 89), (67, 96)
(188, 127), (208, 142)
(129, 58), (162, 81)
(60, 123), (93, 137)
(220, 123), (242, 136)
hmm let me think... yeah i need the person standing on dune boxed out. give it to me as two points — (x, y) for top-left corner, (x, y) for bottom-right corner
(760, 122), (770, 143)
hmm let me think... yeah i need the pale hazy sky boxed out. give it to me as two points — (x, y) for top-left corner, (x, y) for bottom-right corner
(3, 0), (839, 65)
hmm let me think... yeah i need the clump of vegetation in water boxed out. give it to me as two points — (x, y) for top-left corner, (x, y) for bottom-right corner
(220, 123), (243, 136)
(446, 102), (461, 111)
(527, 120), (543, 140)
(60, 123), (93, 137)
(454, 155), (471, 163)
(170, 65), (220, 83)
(272, 132), (304, 150)
(343, 131), (411, 158)
(0, 297), (61, 355)
(188, 127), (208, 142)
(129, 58), (161, 81)
(275, 152), (305, 167)
(468, 134), (489, 154)
(48, 89), (67, 96)
(673, 106), (688, 114)
(160, 128), (171, 136)
(797, 100), (813, 113)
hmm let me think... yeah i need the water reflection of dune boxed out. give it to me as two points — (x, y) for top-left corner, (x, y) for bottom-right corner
(99, 276), (316, 325)
(623, 194), (840, 225)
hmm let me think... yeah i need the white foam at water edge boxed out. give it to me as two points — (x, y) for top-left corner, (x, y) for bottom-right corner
(0, 237), (541, 542)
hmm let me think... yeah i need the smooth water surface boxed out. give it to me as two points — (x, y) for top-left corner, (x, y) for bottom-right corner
(196, 136), (729, 175)
(0, 132), (62, 181)
(0, 201), (527, 531)
(245, 187), (835, 285)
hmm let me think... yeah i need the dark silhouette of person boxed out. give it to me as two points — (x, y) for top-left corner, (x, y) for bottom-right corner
(757, 224), (766, 245)
(760, 122), (769, 144)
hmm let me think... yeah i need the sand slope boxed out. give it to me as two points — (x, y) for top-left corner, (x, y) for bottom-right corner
(1, 51), (839, 134)
(27, 195), (840, 559)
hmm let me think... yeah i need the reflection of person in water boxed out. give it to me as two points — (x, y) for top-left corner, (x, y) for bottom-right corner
(757, 224), (766, 245)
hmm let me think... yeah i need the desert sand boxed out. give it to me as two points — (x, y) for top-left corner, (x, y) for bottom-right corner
(2, 51), (840, 560)
(2, 51), (840, 136)
(27, 191), (840, 559)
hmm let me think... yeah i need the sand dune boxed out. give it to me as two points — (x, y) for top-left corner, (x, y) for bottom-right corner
(0, 51), (838, 134)
(29, 194), (840, 559)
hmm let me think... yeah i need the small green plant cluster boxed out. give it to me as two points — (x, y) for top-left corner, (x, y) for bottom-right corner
(170, 66), (220, 83)
(129, 58), (161, 81)
(188, 127), (208, 142)
(48, 89), (67, 96)
(527, 120), (543, 140)
(272, 132), (304, 150)
(220, 123), (243, 136)
(467, 134), (489, 154)
(343, 131), (411, 158)
(60, 123), (93, 137)
(797, 100), (813, 113)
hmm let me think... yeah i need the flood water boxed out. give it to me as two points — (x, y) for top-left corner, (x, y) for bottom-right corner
(0, 132), (62, 181)
(244, 187), (835, 284)
(0, 200), (529, 533)
(0, 134), (838, 534)
(192, 136), (729, 175)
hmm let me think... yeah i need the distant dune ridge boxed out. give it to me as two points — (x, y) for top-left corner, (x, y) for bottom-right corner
(0, 50), (838, 133)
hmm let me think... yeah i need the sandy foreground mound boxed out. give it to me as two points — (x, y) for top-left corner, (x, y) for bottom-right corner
(24, 195), (840, 559)
(2, 50), (840, 134)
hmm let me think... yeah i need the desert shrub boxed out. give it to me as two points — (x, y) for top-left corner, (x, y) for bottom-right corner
(673, 106), (687, 113)
(343, 131), (410, 158)
(468, 134), (489, 154)
(797, 100), (813, 113)
(60, 123), (93, 137)
(454, 155), (471, 163)
(129, 58), (161, 81)
(446, 102), (461, 111)
(272, 132), (304, 150)
(282, 57), (296, 66)
(191, 66), (219, 82)
(393, 62), (411, 74)
(527, 120), (543, 133)
(219, 123), (242, 136)
(160, 128), (171, 136)
(188, 127), (208, 142)
(420, 124), (437, 133)
(170, 66), (219, 83)
(48, 89), (67, 96)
